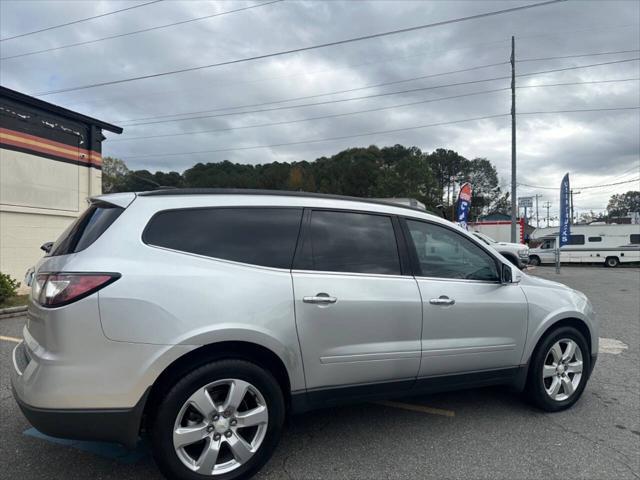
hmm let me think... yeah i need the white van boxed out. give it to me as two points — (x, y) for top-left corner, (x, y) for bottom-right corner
(529, 223), (640, 267)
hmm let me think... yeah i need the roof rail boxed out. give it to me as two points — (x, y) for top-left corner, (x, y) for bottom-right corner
(137, 188), (438, 215)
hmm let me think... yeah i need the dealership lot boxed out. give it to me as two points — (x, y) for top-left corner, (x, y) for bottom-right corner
(1, 266), (638, 480)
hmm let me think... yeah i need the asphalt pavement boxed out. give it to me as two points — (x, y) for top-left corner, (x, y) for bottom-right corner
(1, 266), (638, 479)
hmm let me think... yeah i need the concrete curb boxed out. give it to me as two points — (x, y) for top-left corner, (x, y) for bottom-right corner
(0, 305), (27, 320)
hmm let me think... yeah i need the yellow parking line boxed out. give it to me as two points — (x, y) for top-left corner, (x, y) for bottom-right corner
(374, 400), (455, 417)
(0, 335), (21, 343)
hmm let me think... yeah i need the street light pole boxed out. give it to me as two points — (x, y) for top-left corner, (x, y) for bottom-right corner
(510, 35), (517, 243)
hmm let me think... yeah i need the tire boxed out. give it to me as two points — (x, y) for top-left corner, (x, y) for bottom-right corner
(605, 256), (619, 267)
(529, 256), (541, 266)
(502, 253), (520, 268)
(151, 359), (285, 480)
(525, 326), (590, 412)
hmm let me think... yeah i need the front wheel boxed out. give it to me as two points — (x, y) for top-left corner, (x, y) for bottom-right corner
(151, 359), (285, 480)
(528, 256), (540, 266)
(525, 326), (590, 412)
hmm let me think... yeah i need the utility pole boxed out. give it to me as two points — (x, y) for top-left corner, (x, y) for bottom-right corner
(544, 201), (552, 227)
(510, 35), (517, 243)
(570, 190), (581, 224)
(534, 194), (542, 228)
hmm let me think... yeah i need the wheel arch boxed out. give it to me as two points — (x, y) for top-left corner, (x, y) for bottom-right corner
(501, 251), (520, 267)
(515, 316), (594, 392)
(141, 341), (293, 433)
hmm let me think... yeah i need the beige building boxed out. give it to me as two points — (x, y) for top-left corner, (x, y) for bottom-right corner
(0, 86), (122, 291)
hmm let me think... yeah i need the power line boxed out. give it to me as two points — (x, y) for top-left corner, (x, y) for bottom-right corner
(117, 53), (638, 124)
(118, 105), (639, 159)
(31, 0), (565, 97)
(119, 58), (640, 127)
(54, 23), (640, 110)
(111, 78), (640, 142)
(517, 77), (640, 89)
(518, 49), (640, 63)
(0, 1), (283, 61)
(519, 106), (640, 115)
(518, 178), (639, 190)
(118, 61), (510, 124)
(121, 77), (512, 126)
(121, 114), (510, 159)
(110, 88), (510, 141)
(0, 0), (163, 42)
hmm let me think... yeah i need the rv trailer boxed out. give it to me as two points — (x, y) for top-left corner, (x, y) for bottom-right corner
(529, 223), (640, 267)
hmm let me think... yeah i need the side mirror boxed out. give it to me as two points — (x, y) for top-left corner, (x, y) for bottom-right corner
(501, 263), (522, 284)
(40, 241), (53, 253)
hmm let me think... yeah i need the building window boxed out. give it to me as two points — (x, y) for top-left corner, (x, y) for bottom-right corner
(588, 236), (602, 242)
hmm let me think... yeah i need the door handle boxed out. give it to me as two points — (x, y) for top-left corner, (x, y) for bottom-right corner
(303, 293), (337, 305)
(429, 296), (455, 306)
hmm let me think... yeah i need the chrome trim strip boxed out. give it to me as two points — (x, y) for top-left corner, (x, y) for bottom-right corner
(422, 344), (516, 357)
(320, 350), (421, 364)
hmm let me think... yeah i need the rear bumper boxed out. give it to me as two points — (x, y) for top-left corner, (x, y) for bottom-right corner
(12, 380), (148, 449)
(11, 340), (148, 448)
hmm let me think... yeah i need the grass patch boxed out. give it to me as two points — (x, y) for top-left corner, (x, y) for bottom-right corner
(0, 294), (29, 309)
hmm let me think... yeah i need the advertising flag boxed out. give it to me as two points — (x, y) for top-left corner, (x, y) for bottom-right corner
(559, 173), (571, 247)
(456, 182), (473, 230)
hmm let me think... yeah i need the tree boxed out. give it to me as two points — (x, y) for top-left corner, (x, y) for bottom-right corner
(101, 157), (129, 193)
(607, 191), (640, 217)
(425, 148), (467, 208)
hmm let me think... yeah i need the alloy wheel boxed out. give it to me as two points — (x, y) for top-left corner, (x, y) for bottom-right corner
(542, 339), (583, 402)
(172, 379), (269, 476)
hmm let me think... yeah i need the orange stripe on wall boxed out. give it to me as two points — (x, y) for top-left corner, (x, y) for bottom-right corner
(1, 135), (83, 162)
(0, 127), (101, 167)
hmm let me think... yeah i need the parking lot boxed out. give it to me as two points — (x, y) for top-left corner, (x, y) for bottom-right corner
(1, 266), (638, 480)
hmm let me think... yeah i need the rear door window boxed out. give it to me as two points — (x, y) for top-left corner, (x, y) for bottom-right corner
(143, 207), (303, 269)
(49, 203), (123, 256)
(296, 210), (401, 275)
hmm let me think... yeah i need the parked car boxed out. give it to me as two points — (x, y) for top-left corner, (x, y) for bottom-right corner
(12, 189), (598, 480)
(471, 231), (529, 269)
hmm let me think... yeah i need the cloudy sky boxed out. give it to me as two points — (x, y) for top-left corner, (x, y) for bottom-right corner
(1, 0), (639, 221)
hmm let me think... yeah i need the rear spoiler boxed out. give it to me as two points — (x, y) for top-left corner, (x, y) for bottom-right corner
(88, 192), (137, 209)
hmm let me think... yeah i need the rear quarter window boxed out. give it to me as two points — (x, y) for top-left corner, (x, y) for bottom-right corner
(143, 207), (303, 269)
(49, 203), (124, 256)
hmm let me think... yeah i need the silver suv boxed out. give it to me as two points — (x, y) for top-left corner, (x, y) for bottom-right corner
(12, 190), (598, 480)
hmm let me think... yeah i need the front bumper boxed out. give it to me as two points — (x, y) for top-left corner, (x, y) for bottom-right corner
(11, 341), (147, 448)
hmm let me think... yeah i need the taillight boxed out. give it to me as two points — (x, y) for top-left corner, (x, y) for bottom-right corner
(33, 273), (120, 308)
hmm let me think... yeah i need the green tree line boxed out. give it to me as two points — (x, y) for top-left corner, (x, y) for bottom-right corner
(103, 144), (509, 220)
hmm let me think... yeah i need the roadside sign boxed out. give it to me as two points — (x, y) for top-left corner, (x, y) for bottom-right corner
(518, 196), (533, 208)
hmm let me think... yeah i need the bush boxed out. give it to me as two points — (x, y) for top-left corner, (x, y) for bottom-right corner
(0, 273), (20, 304)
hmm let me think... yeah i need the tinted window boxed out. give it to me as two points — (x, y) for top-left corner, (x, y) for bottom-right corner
(49, 203), (123, 256)
(406, 220), (499, 281)
(568, 234), (585, 245)
(588, 236), (602, 242)
(630, 234), (640, 244)
(144, 207), (302, 269)
(298, 210), (401, 275)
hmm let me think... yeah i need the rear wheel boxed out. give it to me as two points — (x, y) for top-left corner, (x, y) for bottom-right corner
(529, 256), (540, 266)
(525, 326), (590, 412)
(151, 359), (285, 480)
(605, 256), (619, 267)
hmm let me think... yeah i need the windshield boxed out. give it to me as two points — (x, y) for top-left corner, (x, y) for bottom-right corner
(473, 232), (496, 245)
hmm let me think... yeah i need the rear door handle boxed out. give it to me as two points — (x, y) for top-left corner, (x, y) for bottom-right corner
(303, 293), (337, 305)
(429, 296), (455, 306)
